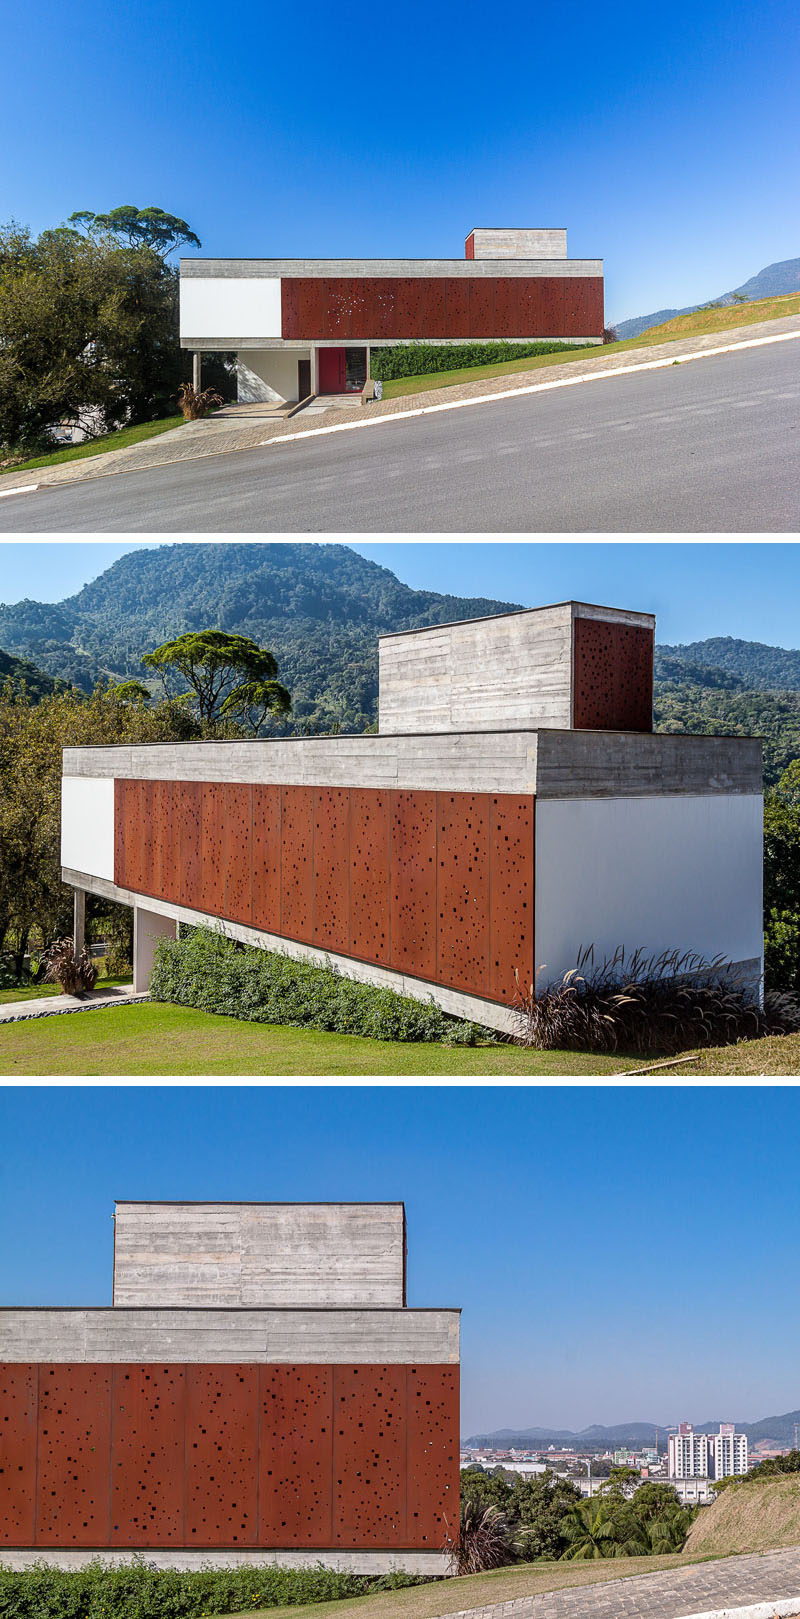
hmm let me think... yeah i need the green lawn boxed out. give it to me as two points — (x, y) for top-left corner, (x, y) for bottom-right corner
(3, 413), (185, 474)
(0, 1000), (642, 1076)
(220, 1551), (724, 1619)
(0, 974), (132, 1006)
(0, 999), (798, 1076)
(380, 290), (800, 400)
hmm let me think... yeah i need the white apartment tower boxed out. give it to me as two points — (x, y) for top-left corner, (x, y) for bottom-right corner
(668, 1422), (748, 1480)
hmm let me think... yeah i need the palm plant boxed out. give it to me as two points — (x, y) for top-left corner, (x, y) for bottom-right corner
(561, 1499), (648, 1560)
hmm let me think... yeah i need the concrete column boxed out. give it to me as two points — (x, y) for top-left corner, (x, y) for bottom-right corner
(366, 344), (371, 380)
(133, 905), (178, 994)
(192, 351), (202, 393)
(73, 889), (86, 955)
(309, 346), (318, 395)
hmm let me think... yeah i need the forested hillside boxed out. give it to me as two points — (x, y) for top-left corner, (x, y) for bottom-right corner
(0, 543), (520, 731)
(0, 646), (66, 701)
(0, 544), (798, 782)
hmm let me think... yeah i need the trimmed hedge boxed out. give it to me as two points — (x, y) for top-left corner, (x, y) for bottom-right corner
(149, 927), (488, 1045)
(369, 340), (583, 381)
(0, 1562), (428, 1619)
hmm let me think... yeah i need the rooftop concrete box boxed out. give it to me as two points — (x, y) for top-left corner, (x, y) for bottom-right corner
(0, 1201), (459, 1572)
(113, 1201), (407, 1307)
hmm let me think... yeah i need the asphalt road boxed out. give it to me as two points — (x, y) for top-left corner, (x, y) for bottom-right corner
(2, 341), (799, 532)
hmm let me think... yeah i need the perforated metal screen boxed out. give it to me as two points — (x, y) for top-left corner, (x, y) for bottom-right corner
(280, 276), (604, 339)
(114, 782), (535, 1007)
(573, 619), (654, 732)
(1, 1362), (458, 1550)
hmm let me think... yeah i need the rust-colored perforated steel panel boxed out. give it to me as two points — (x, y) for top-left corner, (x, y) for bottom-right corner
(221, 783), (253, 924)
(467, 278), (495, 337)
(252, 783), (282, 933)
(176, 780), (203, 908)
(111, 1364), (185, 1545)
(313, 787), (350, 954)
(489, 796), (535, 1003)
(139, 781), (157, 898)
(0, 1363), (37, 1544)
(149, 782), (166, 902)
(349, 790), (391, 965)
(280, 278), (298, 338)
(116, 778), (147, 894)
(185, 1366), (258, 1545)
(436, 793), (491, 996)
(35, 1364), (112, 1546)
(333, 1365), (406, 1546)
(442, 277), (470, 337)
(199, 782), (226, 915)
(389, 791), (437, 982)
(280, 785), (315, 943)
(465, 232), (475, 260)
(573, 619), (654, 731)
(407, 1365), (460, 1550)
(259, 1364), (333, 1546)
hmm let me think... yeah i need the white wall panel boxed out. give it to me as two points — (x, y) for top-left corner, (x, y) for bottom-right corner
(60, 776), (115, 882)
(535, 794), (763, 982)
(180, 276), (282, 340)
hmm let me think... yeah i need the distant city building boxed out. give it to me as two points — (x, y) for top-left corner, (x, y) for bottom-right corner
(668, 1422), (748, 1480)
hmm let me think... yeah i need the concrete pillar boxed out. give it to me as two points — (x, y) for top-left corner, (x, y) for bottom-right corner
(366, 344), (371, 380)
(73, 889), (86, 955)
(192, 351), (202, 393)
(133, 905), (178, 994)
(309, 346), (318, 395)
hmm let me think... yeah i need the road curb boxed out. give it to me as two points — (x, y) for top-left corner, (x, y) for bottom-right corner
(671, 1600), (800, 1619)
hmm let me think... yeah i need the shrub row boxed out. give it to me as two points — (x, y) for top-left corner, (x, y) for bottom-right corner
(369, 341), (582, 381)
(0, 1561), (427, 1619)
(149, 927), (487, 1045)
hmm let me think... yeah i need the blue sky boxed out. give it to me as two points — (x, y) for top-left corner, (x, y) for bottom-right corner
(2, 0), (798, 323)
(1, 1085), (798, 1432)
(0, 540), (796, 649)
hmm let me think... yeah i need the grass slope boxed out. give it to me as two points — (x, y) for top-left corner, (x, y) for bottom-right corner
(221, 1553), (721, 1619)
(684, 1477), (800, 1556)
(0, 1001), (640, 1077)
(382, 291), (800, 400)
(4, 413), (185, 474)
(1, 1001), (798, 1076)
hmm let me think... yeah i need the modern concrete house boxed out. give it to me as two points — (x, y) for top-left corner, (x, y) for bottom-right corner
(0, 1201), (459, 1570)
(179, 227), (604, 404)
(59, 602), (764, 1031)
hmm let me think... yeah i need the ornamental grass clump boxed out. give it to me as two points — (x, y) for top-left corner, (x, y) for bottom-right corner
(42, 937), (98, 998)
(514, 945), (800, 1056)
(452, 1499), (518, 1574)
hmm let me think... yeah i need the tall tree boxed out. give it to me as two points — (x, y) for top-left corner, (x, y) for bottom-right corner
(141, 632), (291, 730)
(68, 207), (201, 256)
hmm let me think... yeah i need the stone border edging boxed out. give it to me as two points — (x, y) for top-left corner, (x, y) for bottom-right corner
(0, 991), (149, 1024)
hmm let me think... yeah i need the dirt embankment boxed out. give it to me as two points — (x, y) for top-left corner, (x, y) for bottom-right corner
(684, 1476), (800, 1556)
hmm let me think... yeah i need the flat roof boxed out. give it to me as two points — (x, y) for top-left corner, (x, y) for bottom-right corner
(377, 600), (655, 641)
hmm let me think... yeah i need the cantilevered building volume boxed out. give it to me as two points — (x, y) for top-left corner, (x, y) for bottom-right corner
(0, 1202), (459, 1570)
(179, 225), (605, 403)
(60, 601), (764, 1028)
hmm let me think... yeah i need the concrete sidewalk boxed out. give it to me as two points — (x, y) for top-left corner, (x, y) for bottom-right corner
(443, 1548), (800, 1619)
(0, 986), (146, 1023)
(1, 313), (798, 495)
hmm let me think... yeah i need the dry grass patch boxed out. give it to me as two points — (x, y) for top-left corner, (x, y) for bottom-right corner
(684, 1477), (800, 1557)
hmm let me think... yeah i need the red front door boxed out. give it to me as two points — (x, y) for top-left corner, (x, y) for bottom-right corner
(318, 348), (345, 392)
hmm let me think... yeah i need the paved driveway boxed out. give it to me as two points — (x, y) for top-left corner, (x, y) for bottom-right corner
(445, 1547), (800, 1619)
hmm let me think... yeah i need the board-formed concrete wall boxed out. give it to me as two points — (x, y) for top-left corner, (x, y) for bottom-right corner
(113, 1202), (406, 1307)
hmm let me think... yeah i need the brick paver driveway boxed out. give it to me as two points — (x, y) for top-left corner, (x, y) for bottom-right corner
(445, 1547), (800, 1619)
